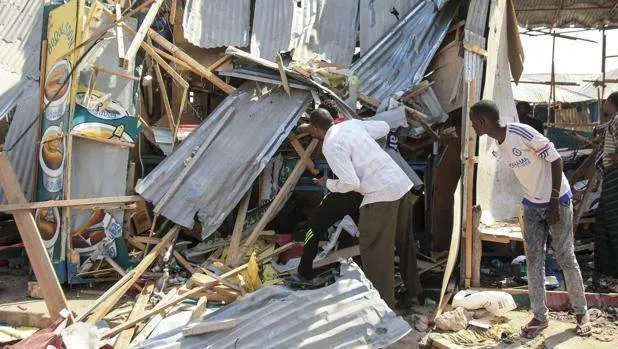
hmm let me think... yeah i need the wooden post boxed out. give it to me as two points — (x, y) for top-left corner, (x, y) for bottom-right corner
(464, 80), (477, 289)
(121, 0), (164, 68)
(0, 153), (71, 321)
(115, 4), (125, 63)
(153, 62), (176, 139)
(86, 226), (180, 324)
(276, 54), (291, 96)
(471, 205), (482, 287)
(114, 283), (153, 348)
(236, 139), (319, 265)
(34, 40), (48, 201)
(574, 171), (597, 229)
(225, 190), (251, 266)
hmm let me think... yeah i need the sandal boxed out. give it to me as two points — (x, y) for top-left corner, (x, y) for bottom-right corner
(576, 313), (593, 337)
(520, 318), (549, 339)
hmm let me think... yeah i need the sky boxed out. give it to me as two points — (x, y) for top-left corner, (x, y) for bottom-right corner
(519, 28), (618, 76)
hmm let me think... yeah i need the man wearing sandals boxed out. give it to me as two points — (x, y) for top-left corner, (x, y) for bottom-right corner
(469, 101), (591, 338)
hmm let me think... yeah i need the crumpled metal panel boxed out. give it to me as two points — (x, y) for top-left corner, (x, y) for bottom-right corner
(0, 0), (43, 204)
(514, 0), (618, 28)
(350, 0), (458, 102)
(137, 261), (411, 349)
(359, 0), (419, 53)
(182, 0), (250, 48)
(136, 82), (311, 237)
(251, 0), (359, 66)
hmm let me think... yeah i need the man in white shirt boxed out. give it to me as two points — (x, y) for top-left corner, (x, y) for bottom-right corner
(308, 108), (421, 308)
(469, 100), (590, 338)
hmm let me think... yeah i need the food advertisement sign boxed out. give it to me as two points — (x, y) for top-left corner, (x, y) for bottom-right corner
(37, 0), (78, 261)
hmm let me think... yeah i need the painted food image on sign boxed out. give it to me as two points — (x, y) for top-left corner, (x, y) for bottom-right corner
(43, 59), (72, 121)
(35, 207), (61, 256)
(39, 126), (65, 193)
(72, 90), (140, 143)
(71, 209), (122, 256)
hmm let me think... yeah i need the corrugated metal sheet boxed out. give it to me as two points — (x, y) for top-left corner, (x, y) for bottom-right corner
(225, 46), (358, 119)
(350, 0), (458, 102)
(136, 82), (311, 238)
(251, 0), (359, 66)
(359, 0), (419, 53)
(512, 73), (597, 103)
(137, 261), (411, 349)
(0, 0), (43, 204)
(182, 0), (250, 48)
(514, 0), (618, 28)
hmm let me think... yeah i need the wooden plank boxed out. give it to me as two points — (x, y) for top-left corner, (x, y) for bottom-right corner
(95, 65), (140, 81)
(131, 288), (179, 345)
(276, 54), (291, 96)
(574, 170), (597, 229)
(148, 30), (234, 94)
(404, 106), (440, 140)
(359, 94), (381, 108)
(0, 153), (71, 321)
(102, 243), (297, 339)
(169, 0), (178, 25)
(190, 296), (208, 322)
(471, 206), (482, 287)
(463, 41), (488, 58)
(183, 319), (236, 336)
(225, 190), (251, 266)
(312, 245), (359, 269)
(206, 54), (231, 72)
(75, 270), (136, 321)
(121, 0), (164, 69)
(173, 250), (196, 274)
(86, 226), (180, 324)
(236, 139), (319, 265)
(288, 134), (319, 175)
(0, 195), (142, 213)
(153, 107), (234, 215)
(114, 283), (153, 349)
(152, 46), (192, 71)
(153, 62), (176, 138)
(464, 80), (477, 289)
(115, 4), (125, 63)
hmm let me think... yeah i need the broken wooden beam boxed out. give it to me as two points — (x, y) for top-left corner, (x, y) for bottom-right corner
(86, 226), (180, 324)
(114, 283), (153, 348)
(225, 190), (251, 266)
(120, 0), (164, 68)
(0, 153), (71, 322)
(236, 139), (319, 265)
(288, 134), (320, 175)
(183, 319), (236, 336)
(0, 195), (142, 213)
(276, 53), (291, 96)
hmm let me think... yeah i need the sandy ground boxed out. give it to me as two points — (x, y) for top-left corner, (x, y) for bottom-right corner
(395, 307), (618, 349)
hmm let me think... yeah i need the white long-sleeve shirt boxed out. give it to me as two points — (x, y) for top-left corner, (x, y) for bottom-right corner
(322, 119), (413, 207)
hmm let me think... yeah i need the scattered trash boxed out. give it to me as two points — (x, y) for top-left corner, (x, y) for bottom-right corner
(435, 307), (470, 332)
(452, 290), (516, 316)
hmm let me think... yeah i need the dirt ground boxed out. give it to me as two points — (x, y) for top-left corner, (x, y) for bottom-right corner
(423, 308), (618, 348)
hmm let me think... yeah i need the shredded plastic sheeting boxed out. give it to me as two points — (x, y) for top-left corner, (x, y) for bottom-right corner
(136, 83), (310, 237)
(137, 261), (411, 349)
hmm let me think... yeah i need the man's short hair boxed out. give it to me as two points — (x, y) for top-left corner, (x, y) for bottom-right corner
(516, 101), (532, 115)
(608, 91), (618, 107)
(318, 99), (339, 118)
(309, 108), (334, 130)
(470, 100), (500, 124)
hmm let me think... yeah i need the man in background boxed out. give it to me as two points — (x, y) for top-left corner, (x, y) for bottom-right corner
(516, 101), (544, 134)
(595, 91), (618, 278)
